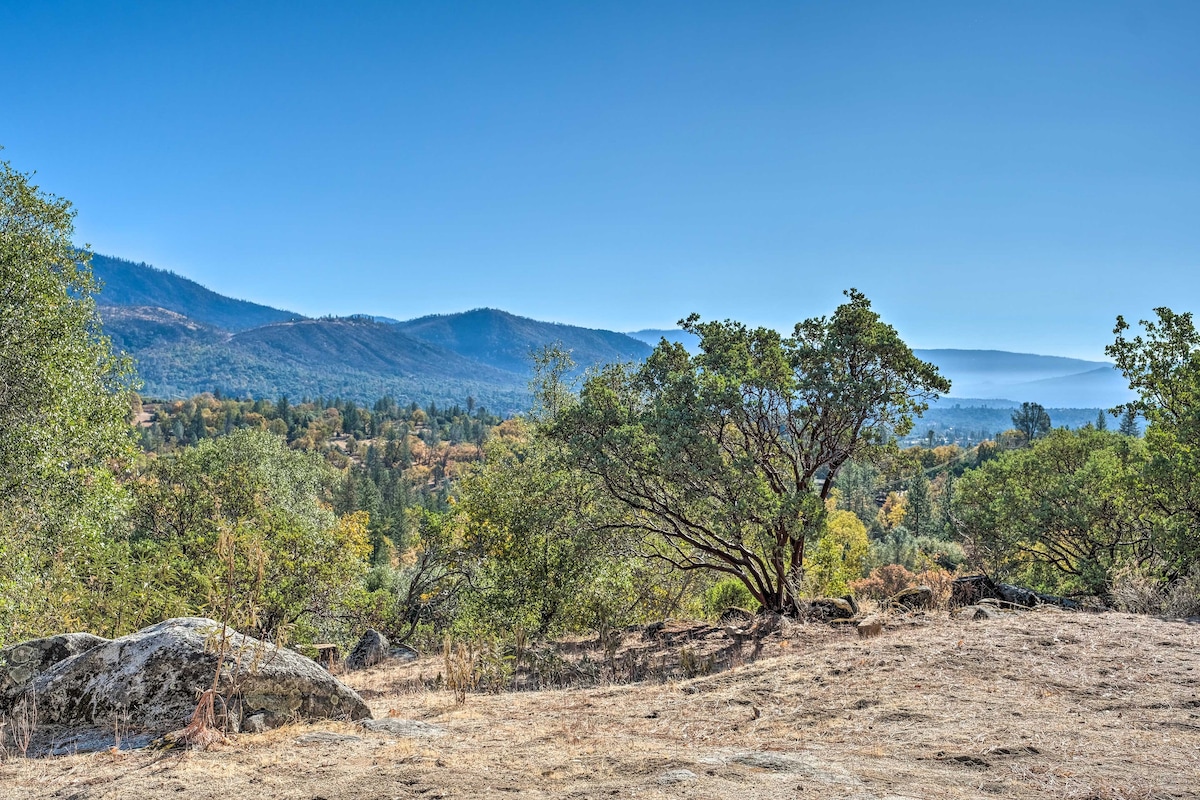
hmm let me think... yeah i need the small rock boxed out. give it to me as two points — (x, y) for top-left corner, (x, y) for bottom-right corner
(242, 713), (267, 734)
(360, 718), (447, 738)
(890, 585), (933, 610)
(658, 769), (699, 784)
(972, 606), (999, 620)
(389, 644), (419, 661)
(806, 598), (856, 622)
(346, 629), (390, 670)
(998, 584), (1039, 608)
(294, 734), (360, 748)
(857, 616), (884, 638)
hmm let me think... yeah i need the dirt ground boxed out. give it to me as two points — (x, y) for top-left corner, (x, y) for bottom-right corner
(3, 608), (1198, 799)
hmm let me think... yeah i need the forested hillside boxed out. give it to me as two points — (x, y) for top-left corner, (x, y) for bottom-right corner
(92, 253), (301, 331)
(397, 308), (652, 374)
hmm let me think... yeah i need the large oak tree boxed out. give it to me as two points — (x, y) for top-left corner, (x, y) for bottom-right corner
(549, 290), (948, 613)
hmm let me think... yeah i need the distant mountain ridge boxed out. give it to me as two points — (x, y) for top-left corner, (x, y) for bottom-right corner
(93, 256), (650, 408)
(91, 255), (1135, 410)
(398, 308), (651, 374)
(92, 253), (301, 332)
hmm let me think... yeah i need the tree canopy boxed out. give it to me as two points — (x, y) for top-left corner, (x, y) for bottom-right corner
(1011, 402), (1051, 443)
(549, 290), (948, 613)
(1108, 308), (1200, 572)
(0, 157), (136, 640)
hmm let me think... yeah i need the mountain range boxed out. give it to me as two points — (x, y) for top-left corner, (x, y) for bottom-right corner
(93, 255), (651, 410)
(91, 254), (1134, 411)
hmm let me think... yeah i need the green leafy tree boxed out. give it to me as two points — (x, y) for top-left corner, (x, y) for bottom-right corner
(1108, 308), (1200, 571)
(905, 470), (933, 539)
(954, 428), (1153, 596)
(130, 429), (371, 642)
(1011, 402), (1051, 443)
(550, 290), (948, 613)
(0, 157), (136, 642)
(806, 510), (869, 596)
(455, 419), (627, 637)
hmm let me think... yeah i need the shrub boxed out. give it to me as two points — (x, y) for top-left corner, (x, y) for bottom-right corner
(1111, 563), (1200, 617)
(1164, 566), (1200, 618)
(703, 578), (758, 618)
(1110, 565), (1167, 614)
(850, 564), (917, 600)
(913, 567), (957, 609)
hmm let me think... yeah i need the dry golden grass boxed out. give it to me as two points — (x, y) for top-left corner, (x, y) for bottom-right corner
(2, 609), (1197, 799)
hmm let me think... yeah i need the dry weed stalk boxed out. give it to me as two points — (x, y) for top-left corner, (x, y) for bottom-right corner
(442, 636), (477, 706)
(2, 692), (39, 759)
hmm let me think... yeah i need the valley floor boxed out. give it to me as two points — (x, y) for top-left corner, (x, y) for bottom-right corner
(3, 609), (1198, 799)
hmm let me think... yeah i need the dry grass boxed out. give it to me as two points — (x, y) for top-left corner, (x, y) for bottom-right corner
(2, 609), (1198, 799)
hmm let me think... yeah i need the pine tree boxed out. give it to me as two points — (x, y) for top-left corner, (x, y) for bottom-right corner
(906, 471), (933, 539)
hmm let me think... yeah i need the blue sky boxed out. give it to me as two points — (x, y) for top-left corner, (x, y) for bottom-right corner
(3, 1), (1197, 359)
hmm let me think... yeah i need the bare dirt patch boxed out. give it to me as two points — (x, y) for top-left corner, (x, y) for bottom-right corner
(3, 609), (1198, 799)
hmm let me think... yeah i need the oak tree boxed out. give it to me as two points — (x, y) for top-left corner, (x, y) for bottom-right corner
(549, 290), (948, 613)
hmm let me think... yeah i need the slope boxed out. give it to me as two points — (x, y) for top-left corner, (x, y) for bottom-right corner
(397, 308), (652, 374)
(91, 253), (301, 332)
(101, 309), (530, 409)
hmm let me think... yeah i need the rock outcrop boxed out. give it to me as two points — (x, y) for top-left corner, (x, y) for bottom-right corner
(1, 632), (109, 710)
(2, 617), (371, 754)
(889, 585), (933, 610)
(345, 629), (389, 670)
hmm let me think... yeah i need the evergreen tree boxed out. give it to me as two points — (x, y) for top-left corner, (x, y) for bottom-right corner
(1118, 407), (1140, 437)
(906, 470), (933, 539)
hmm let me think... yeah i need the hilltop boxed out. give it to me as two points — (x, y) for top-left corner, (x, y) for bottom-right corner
(92, 253), (301, 332)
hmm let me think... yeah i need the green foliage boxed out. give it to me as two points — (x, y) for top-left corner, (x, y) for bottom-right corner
(954, 428), (1151, 596)
(550, 290), (948, 613)
(0, 158), (137, 643)
(805, 510), (870, 596)
(702, 578), (758, 617)
(1108, 308), (1200, 572)
(129, 429), (371, 642)
(905, 471), (934, 539)
(454, 418), (627, 637)
(1011, 402), (1051, 443)
(868, 528), (964, 573)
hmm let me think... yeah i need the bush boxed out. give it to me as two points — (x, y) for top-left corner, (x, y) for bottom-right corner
(1110, 565), (1166, 614)
(850, 564), (917, 600)
(1164, 566), (1200, 618)
(702, 578), (758, 618)
(1111, 564), (1200, 617)
(913, 567), (957, 609)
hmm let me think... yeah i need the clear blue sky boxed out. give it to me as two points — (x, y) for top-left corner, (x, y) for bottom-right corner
(3, 1), (1197, 359)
